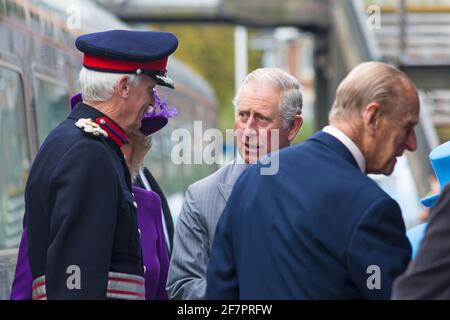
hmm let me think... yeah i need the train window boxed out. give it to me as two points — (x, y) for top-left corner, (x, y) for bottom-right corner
(0, 67), (29, 249)
(29, 7), (40, 31)
(5, 0), (25, 21)
(34, 78), (69, 146)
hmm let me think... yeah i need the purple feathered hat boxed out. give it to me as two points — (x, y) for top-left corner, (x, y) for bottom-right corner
(70, 89), (177, 135)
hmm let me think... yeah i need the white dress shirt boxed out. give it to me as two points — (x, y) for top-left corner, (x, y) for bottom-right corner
(322, 126), (366, 173)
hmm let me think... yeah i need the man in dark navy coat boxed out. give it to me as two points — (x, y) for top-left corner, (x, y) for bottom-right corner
(25, 30), (178, 299)
(206, 62), (420, 299)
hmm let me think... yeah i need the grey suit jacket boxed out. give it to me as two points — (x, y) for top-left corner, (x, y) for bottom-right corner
(392, 184), (450, 299)
(166, 160), (248, 299)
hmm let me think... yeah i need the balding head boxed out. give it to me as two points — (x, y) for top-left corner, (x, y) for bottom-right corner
(329, 61), (418, 123)
(328, 61), (420, 176)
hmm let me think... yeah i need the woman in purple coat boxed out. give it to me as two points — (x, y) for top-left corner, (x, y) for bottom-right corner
(122, 130), (169, 300)
(10, 91), (176, 300)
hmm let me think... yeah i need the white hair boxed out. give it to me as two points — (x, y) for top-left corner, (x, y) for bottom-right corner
(233, 67), (303, 128)
(127, 131), (152, 180)
(79, 67), (144, 101)
(329, 61), (414, 122)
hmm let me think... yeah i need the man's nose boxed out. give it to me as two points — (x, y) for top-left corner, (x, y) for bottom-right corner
(243, 115), (258, 136)
(406, 129), (418, 151)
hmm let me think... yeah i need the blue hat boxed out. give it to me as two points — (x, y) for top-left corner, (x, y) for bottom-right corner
(75, 30), (178, 89)
(420, 141), (450, 207)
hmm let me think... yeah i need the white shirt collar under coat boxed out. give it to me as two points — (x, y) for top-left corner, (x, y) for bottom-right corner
(322, 126), (366, 173)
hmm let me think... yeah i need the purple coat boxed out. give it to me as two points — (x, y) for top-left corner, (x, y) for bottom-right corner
(10, 186), (169, 300)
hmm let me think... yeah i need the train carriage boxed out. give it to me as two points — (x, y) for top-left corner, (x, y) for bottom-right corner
(0, 0), (218, 298)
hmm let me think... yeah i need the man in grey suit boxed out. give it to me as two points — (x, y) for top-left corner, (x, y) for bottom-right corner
(166, 67), (304, 299)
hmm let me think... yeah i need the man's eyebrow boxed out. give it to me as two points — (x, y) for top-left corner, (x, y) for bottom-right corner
(254, 112), (271, 119)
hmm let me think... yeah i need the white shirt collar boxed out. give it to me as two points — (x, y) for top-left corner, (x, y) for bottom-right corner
(322, 126), (366, 173)
(138, 168), (171, 253)
(138, 168), (151, 190)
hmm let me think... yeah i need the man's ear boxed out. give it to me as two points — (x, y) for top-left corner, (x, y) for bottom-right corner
(116, 76), (130, 98)
(288, 114), (303, 142)
(362, 102), (382, 135)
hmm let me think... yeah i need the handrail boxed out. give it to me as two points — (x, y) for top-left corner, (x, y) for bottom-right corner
(351, 0), (383, 61)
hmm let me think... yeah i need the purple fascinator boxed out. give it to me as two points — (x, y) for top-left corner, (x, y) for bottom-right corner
(70, 93), (82, 110)
(140, 88), (177, 135)
(70, 89), (177, 136)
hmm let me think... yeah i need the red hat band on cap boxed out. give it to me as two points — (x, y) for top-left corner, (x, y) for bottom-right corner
(83, 53), (168, 73)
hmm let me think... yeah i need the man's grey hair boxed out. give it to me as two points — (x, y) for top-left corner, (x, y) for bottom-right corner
(233, 67), (303, 128)
(79, 67), (144, 101)
(329, 61), (415, 122)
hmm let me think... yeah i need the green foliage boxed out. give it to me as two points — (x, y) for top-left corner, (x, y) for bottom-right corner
(292, 119), (314, 145)
(151, 24), (262, 132)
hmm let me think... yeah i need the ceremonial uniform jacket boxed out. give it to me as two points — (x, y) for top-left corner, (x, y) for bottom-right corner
(25, 102), (145, 300)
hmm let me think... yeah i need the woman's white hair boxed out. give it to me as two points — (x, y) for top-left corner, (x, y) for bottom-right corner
(79, 67), (144, 101)
(233, 67), (303, 128)
(126, 130), (152, 180)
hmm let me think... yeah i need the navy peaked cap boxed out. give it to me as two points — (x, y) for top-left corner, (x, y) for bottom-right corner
(75, 30), (178, 89)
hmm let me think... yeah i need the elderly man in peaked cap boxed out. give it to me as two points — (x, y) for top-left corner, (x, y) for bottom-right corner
(25, 30), (177, 300)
